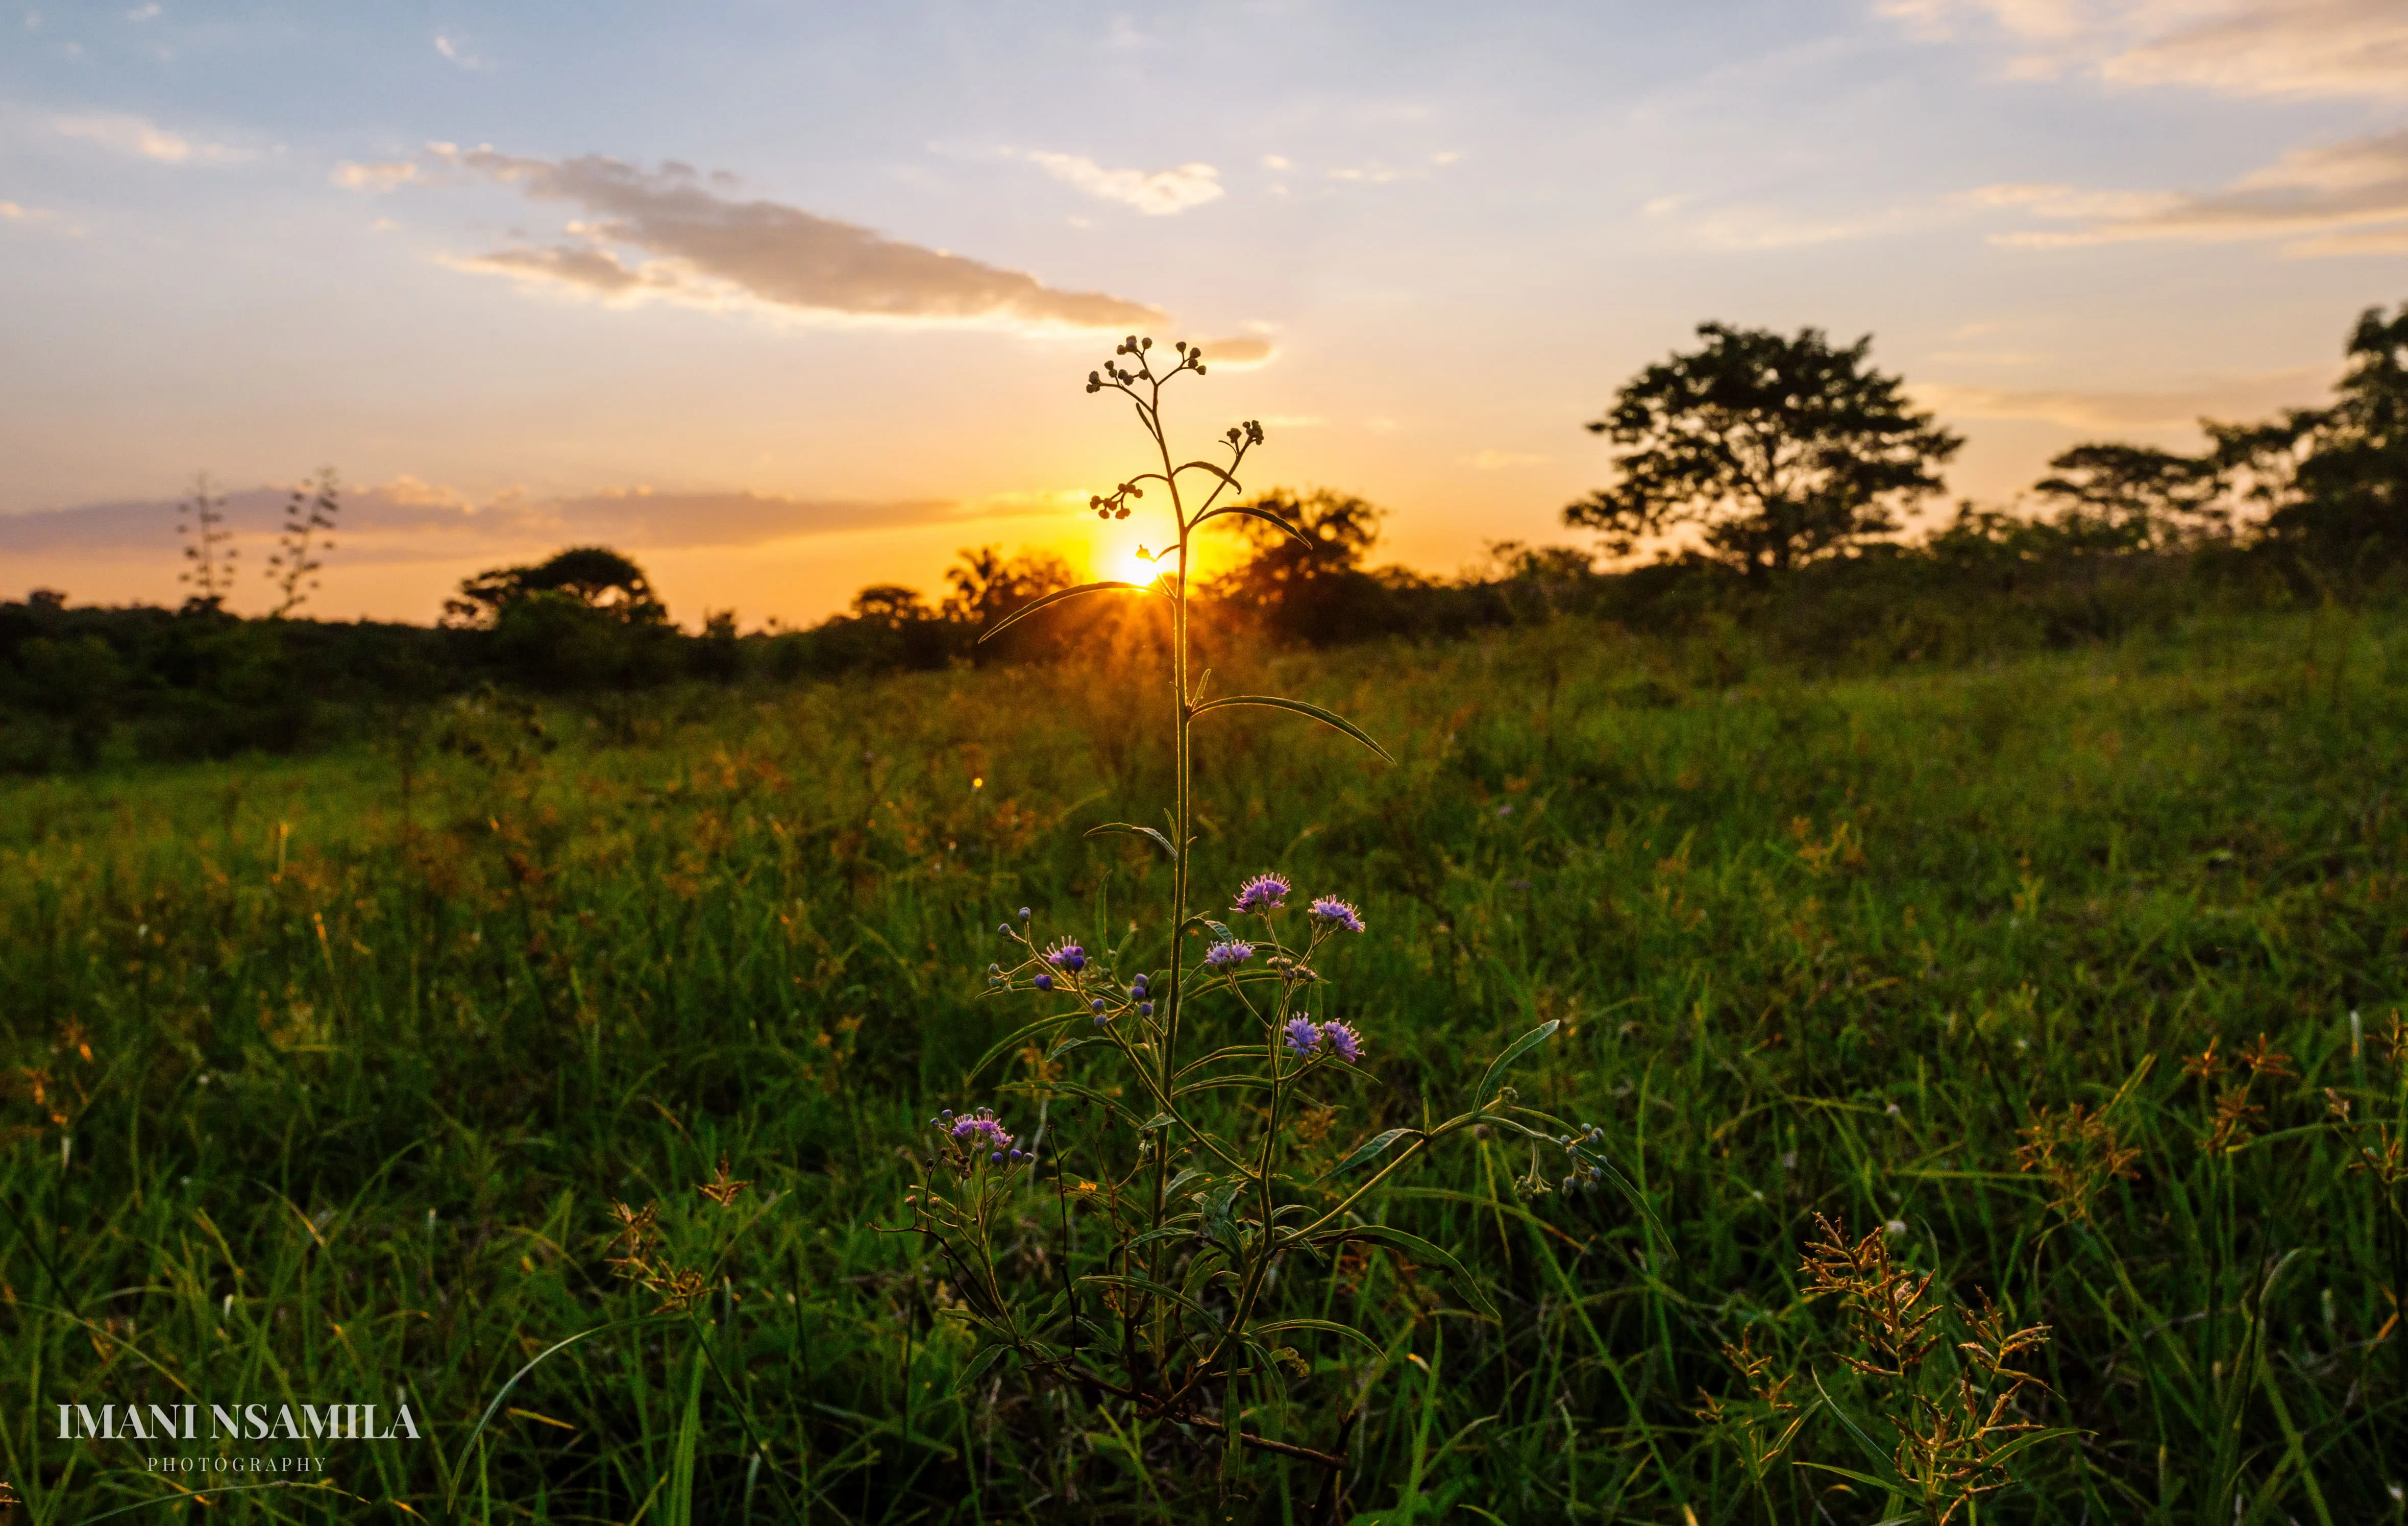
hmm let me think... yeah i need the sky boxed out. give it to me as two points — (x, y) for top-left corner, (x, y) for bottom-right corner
(2, 0), (2402, 627)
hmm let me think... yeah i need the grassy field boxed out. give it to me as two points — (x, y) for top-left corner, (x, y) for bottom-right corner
(3, 601), (2405, 1523)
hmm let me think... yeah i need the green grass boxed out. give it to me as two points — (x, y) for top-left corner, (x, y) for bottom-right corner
(3, 603), (2405, 1523)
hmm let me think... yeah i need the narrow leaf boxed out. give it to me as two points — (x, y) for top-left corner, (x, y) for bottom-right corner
(1473, 1020), (1561, 1106)
(1085, 821), (1175, 859)
(1254, 1317), (1384, 1353)
(1314, 1223), (1497, 1320)
(1190, 694), (1394, 762)
(977, 580), (1151, 644)
(1320, 1127), (1418, 1181)
(966, 1011), (1088, 1083)
(1193, 504), (1309, 547)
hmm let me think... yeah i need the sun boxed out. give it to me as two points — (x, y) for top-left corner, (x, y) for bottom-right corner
(1116, 546), (1165, 586)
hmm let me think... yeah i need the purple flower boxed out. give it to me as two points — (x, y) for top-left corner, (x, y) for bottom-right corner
(1309, 897), (1365, 934)
(1283, 1015), (1322, 1056)
(947, 1109), (1015, 1153)
(1046, 940), (1087, 974)
(1204, 940), (1255, 972)
(1233, 872), (1291, 915)
(1321, 1021), (1366, 1063)
(1034, 972), (1054, 991)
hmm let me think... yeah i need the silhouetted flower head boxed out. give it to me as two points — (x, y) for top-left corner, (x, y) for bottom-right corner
(1321, 1021), (1366, 1063)
(1283, 1016), (1322, 1057)
(1204, 940), (1255, 971)
(1233, 873), (1291, 915)
(1310, 897), (1365, 934)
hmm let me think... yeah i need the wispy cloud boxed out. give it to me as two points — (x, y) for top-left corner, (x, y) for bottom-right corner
(433, 32), (491, 71)
(53, 111), (248, 164)
(1643, 191), (1935, 250)
(1192, 335), (1273, 366)
(331, 159), (425, 192)
(375, 145), (1165, 331)
(1972, 127), (2408, 254)
(0, 199), (69, 229)
(1466, 449), (1550, 470)
(0, 479), (992, 562)
(1885, 1), (2408, 101)
(1914, 368), (2330, 430)
(1020, 151), (1223, 215)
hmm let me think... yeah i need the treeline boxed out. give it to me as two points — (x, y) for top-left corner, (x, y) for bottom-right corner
(4, 303), (2404, 774)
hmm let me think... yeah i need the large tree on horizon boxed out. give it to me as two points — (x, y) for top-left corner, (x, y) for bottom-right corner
(1564, 322), (1962, 578)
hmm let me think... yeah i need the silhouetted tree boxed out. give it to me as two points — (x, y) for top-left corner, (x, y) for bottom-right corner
(1565, 322), (1961, 579)
(445, 546), (669, 628)
(2031, 443), (2222, 549)
(2244, 302), (2408, 558)
(1210, 489), (1388, 644)
(940, 545), (1079, 662)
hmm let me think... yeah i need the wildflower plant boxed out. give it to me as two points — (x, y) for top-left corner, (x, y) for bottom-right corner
(895, 336), (1590, 1480)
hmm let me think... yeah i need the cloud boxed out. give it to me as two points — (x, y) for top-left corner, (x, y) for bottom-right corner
(1973, 127), (2408, 253)
(331, 159), (425, 192)
(1021, 151), (1223, 215)
(1192, 335), (1274, 367)
(1644, 191), (1935, 250)
(0, 199), (67, 228)
(1914, 369), (2331, 429)
(1886, 1), (2408, 101)
(407, 145), (1165, 331)
(433, 32), (491, 70)
(0, 479), (997, 563)
(53, 111), (247, 164)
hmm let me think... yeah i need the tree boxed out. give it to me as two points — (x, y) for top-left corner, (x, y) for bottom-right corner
(445, 546), (669, 628)
(1565, 322), (1961, 578)
(846, 585), (934, 630)
(2246, 302), (2408, 556)
(1208, 489), (1388, 643)
(939, 546), (1077, 630)
(2030, 442), (2221, 549)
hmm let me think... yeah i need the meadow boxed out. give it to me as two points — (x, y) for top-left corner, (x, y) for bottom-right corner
(3, 597), (2404, 1523)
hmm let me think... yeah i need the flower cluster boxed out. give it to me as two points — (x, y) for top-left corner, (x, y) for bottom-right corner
(1233, 871), (1291, 915)
(988, 912), (1158, 1029)
(1310, 897), (1365, 934)
(1204, 939), (1255, 971)
(933, 1106), (1035, 1170)
(1282, 1016), (1368, 1064)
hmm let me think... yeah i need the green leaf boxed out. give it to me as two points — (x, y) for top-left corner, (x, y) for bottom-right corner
(954, 1343), (1014, 1394)
(1473, 1020), (1561, 1106)
(966, 1011), (1088, 1083)
(1189, 694), (1394, 762)
(1085, 821), (1175, 859)
(1253, 1317), (1384, 1354)
(1321, 1127), (1419, 1181)
(977, 580), (1153, 644)
(1313, 1223), (1498, 1320)
(1193, 503), (1309, 547)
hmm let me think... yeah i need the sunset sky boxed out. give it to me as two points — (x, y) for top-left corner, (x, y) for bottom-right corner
(3, 1), (2401, 626)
